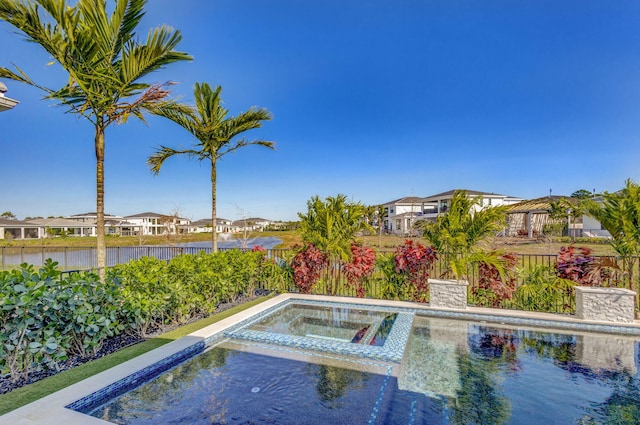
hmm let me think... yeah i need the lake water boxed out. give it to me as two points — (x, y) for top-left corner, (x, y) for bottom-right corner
(0, 237), (282, 269)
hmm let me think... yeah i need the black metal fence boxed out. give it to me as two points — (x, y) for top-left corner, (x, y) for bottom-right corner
(1, 245), (635, 314)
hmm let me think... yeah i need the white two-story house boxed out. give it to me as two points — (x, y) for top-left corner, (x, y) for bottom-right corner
(381, 196), (425, 236)
(124, 212), (191, 236)
(382, 190), (522, 236)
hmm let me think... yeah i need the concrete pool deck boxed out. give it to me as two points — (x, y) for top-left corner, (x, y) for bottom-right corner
(2, 293), (640, 425)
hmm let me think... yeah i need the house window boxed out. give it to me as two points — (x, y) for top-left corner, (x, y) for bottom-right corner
(390, 208), (395, 214)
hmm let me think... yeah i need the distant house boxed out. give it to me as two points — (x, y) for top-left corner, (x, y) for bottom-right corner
(0, 217), (40, 240)
(381, 190), (522, 236)
(421, 190), (522, 220)
(0, 82), (19, 112)
(232, 217), (273, 233)
(579, 196), (612, 238)
(380, 196), (424, 236)
(64, 212), (133, 236)
(124, 212), (191, 236)
(189, 218), (235, 234)
(27, 218), (95, 237)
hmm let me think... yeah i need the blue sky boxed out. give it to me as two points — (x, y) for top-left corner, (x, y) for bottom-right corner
(1, 0), (639, 222)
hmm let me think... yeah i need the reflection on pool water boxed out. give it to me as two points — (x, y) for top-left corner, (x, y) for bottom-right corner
(78, 311), (640, 425)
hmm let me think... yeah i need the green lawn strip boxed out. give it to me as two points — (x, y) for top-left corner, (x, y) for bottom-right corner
(0, 295), (272, 416)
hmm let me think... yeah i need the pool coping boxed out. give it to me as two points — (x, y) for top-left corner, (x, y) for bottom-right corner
(1, 294), (640, 424)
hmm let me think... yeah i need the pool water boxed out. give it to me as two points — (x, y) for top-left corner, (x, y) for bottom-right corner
(246, 303), (398, 345)
(88, 341), (444, 425)
(83, 315), (640, 425)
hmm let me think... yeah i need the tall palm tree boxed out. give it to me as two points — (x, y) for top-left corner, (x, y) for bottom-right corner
(376, 204), (387, 248)
(0, 0), (191, 278)
(147, 83), (273, 252)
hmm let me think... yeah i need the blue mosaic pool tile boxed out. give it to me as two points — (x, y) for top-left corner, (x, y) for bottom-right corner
(66, 340), (206, 414)
(225, 300), (416, 363)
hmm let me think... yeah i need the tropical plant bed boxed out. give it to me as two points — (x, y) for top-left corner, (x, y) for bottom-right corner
(0, 293), (261, 396)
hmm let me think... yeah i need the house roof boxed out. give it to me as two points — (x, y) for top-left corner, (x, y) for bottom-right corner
(383, 196), (425, 205)
(124, 212), (167, 218)
(383, 190), (521, 206)
(191, 218), (232, 226)
(0, 218), (38, 227)
(66, 212), (121, 219)
(424, 189), (510, 199)
(27, 218), (89, 228)
(506, 196), (577, 213)
(235, 217), (271, 222)
(232, 217), (271, 225)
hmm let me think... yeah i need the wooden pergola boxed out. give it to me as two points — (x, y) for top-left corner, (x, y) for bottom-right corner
(505, 196), (578, 238)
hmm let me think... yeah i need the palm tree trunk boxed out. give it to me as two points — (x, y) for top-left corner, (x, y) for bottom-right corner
(211, 158), (218, 252)
(95, 126), (106, 281)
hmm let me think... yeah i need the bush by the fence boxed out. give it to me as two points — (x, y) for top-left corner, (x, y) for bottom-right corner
(0, 260), (128, 383)
(0, 249), (292, 383)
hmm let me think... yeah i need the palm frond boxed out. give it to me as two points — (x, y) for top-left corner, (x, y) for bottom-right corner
(147, 145), (200, 175)
(0, 64), (53, 93)
(145, 96), (199, 131)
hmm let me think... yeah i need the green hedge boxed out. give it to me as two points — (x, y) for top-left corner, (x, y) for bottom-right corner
(0, 249), (291, 383)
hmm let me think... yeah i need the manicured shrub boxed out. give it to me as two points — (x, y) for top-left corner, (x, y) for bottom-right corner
(108, 256), (172, 337)
(111, 250), (269, 336)
(0, 260), (127, 383)
(58, 270), (125, 357)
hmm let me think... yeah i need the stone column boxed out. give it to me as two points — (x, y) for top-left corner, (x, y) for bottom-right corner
(575, 286), (636, 323)
(428, 278), (468, 309)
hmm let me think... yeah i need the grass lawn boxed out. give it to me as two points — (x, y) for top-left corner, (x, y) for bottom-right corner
(0, 296), (272, 416)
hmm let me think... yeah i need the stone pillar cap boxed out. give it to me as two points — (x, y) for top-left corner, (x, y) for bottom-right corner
(575, 286), (636, 296)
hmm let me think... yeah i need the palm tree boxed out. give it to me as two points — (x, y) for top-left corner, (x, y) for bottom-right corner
(418, 190), (508, 279)
(376, 204), (387, 248)
(298, 194), (374, 262)
(147, 83), (273, 252)
(583, 179), (640, 306)
(0, 0), (191, 278)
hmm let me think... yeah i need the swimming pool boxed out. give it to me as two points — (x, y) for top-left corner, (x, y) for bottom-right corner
(4, 295), (640, 424)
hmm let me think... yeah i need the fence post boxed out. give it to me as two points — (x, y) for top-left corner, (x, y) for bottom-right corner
(575, 286), (636, 323)
(428, 279), (469, 309)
